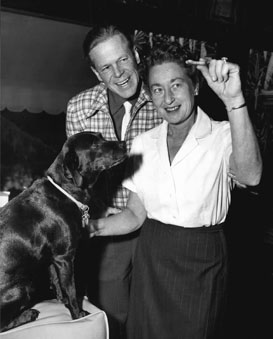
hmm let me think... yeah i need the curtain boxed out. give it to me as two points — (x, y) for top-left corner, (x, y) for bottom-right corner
(246, 49), (273, 154)
(1, 11), (97, 114)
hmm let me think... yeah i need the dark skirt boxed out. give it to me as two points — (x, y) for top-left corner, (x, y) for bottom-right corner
(126, 218), (228, 339)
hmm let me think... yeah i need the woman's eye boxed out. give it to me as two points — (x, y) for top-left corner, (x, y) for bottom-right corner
(172, 83), (181, 90)
(153, 88), (163, 95)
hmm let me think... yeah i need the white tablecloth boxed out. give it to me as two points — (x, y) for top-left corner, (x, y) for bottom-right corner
(0, 298), (109, 339)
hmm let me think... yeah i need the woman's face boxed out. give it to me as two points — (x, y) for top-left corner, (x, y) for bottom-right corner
(148, 62), (196, 126)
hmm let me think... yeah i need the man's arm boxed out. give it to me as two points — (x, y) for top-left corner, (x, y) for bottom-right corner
(66, 99), (79, 138)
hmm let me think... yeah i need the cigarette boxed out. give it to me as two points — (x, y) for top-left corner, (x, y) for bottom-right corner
(185, 58), (212, 66)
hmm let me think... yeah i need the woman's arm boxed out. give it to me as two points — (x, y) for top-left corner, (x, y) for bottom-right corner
(197, 59), (262, 186)
(88, 191), (147, 237)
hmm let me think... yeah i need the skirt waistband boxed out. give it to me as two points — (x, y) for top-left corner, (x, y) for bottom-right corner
(147, 218), (224, 233)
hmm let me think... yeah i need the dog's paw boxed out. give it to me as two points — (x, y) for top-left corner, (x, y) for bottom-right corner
(79, 310), (90, 318)
(29, 309), (40, 321)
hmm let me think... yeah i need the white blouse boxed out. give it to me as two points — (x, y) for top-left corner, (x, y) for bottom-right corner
(123, 108), (234, 227)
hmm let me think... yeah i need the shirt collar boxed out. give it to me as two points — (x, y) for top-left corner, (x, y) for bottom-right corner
(138, 82), (153, 103)
(108, 80), (143, 115)
(86, 81), (152, 117)
(86, 83), (108, 117)
(192, 107), (212, 139)
(108, 89), (126, 115)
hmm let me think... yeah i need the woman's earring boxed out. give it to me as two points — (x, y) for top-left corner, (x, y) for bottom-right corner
(194, 85), (199, 96)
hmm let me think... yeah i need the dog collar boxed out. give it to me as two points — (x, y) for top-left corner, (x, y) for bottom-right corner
(47, 175), (90, 228)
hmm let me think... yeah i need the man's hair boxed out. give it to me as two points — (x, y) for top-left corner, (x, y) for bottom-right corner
(83, 24), (134, 67)
(142, 39), (199, 88)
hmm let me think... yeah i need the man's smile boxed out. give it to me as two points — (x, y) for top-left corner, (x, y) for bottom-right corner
(116, 77), (130, 87)
(165, 105), (180, 112)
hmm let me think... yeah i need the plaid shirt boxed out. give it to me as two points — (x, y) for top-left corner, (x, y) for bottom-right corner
(66, 82), (162, 209)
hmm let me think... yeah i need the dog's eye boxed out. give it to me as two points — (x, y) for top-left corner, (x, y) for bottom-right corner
(91, 143), (100, 150)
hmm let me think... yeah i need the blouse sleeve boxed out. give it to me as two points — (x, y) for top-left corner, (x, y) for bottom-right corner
(122, 135), (143, 193)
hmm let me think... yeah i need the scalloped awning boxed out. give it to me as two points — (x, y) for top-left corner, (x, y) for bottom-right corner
(1, 11), (98, 114)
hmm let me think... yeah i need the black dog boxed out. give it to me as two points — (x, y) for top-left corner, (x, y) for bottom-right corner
(0, 131), (127, 332)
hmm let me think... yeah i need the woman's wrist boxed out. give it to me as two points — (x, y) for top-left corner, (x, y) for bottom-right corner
(224, 95), (246, 113)
(226, 102), (247, 113)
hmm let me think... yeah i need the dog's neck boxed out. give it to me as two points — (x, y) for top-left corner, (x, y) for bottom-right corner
(47, 175), (90, 228)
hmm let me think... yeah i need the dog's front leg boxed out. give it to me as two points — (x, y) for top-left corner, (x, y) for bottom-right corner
(52, 258), (87, 319)
(49, 264), (64, 301)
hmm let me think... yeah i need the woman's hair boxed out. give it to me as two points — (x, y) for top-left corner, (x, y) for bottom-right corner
(142, 39), (199, 88)
(83, 24), (134, 67)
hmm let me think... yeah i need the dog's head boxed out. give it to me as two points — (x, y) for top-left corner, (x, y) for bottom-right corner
(47, 132), (127, 191)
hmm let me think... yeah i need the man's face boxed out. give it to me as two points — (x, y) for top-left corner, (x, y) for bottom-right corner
(90, 34), (140, 99)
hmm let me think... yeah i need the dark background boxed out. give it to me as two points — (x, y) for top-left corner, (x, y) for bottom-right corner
(2, 0), (273, 50)
(1, 2), (273, 337)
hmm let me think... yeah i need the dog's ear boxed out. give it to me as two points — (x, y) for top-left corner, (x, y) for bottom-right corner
(63, 150), (83, 187)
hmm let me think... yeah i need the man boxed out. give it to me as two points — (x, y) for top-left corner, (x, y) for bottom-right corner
(66, 24), (162, 339)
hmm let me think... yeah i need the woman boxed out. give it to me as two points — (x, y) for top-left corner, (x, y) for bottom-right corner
(88, 40), (262, 339)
